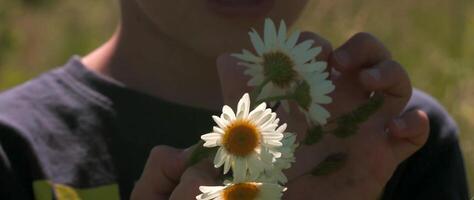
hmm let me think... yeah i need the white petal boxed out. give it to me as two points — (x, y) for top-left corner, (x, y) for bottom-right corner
(295, 46), (322, 64)
(231, 49), (261, 63)
(286, 30), (300, 49)
(313, 95), (332, 104)
(277, 20), (287, 48)
(201, 133), (222, 147)
(222, 105), (236, 121)
(203, 141), (220, 148)
(276, 123), (287, 133)
(214, 147), (227, 168)
(309, 104), (330, 124)
(197, 186), (225, 200)
(265, 140), (283, 147)
(249, 29), (266, 55)
(291, 40), (314, 62)
(261, 123), (278, 132)
(253, 102), (267, 112)
(247, 154), (264, 180)
(232, 157), (247, 182)
(262, 133), (284, 140)
(259, 112), (277, 128)
(313, 61), (328, 72)
(273, 118), (280, 125)
(212, 115), (228, 128)
(213, 126), (224, 134)
(264, 18), (277, 48)
(311, 81), (335, 94)
(254, 109), (272, 126)
(242, 63), (263, 75)
(248, 102), (267, 120)
(295, 62), (320, 73)
(201, 133), (221, 140)
(236, 93), (251, 118)
(223, 155), (231, 174)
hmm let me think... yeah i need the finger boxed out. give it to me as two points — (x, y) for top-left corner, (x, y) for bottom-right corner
(359, 59), (412, 116)
(388, 109), (430, 161)
(329, 32), (391, 72)
(133, 145), (192, 197)
(169, 160), (220, 200)
(217, 53), (252, 106)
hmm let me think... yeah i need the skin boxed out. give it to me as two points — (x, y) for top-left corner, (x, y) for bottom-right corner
(81, 0), (430, 199)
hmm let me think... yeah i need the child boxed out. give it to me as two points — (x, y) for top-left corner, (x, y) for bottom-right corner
(0, 0), (469, 199)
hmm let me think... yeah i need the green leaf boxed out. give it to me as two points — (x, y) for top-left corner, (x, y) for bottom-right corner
(332, 94), (384, 138)
(303, 125), (324, 145)
(311, 153), (348, 176)
(333, 122), (358, 138)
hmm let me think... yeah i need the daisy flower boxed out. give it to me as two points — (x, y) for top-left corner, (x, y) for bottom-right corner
(196, 182), (286, 200)
(201, 93), (286, 182)
(232, 18), (332, 114)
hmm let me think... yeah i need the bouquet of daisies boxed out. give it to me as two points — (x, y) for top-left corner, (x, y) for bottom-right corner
(190, 18), (382, 200)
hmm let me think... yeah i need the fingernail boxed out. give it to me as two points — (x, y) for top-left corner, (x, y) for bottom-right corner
(394, 118), (406, 130)
(334, 50), (351, 68)
(366, 68), (381, 82)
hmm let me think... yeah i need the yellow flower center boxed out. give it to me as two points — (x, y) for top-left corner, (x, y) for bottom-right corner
(262, 51), (297, 88)
(222, 120), (260, 157)
(223, 183), (260, 200)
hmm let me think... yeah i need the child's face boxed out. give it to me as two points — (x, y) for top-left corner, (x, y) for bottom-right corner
(133, 0), (310, 57)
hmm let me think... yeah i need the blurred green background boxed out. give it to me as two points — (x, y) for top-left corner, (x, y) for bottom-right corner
(0, 0), (472, 193)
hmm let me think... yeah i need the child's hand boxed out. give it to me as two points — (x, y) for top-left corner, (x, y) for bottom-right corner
(130, 146), (218, 200)
(217, 32), (429, 199)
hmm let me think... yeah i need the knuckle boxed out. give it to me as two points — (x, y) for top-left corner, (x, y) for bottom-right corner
(383, 59), (409, 82)
(353, 32), (378, 43)
(384, 59), (402, 69)
(352, 32), (391, 58)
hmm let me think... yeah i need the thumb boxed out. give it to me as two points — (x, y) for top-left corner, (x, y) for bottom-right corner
(216, 53), (252, 106)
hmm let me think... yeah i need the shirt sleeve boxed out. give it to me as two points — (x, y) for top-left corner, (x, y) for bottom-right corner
(382, 90), (470, 200)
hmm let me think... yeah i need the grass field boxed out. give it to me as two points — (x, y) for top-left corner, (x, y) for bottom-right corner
(0, 0), (472, 194)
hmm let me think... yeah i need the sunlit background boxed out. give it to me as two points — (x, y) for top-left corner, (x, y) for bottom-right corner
(0, 0), (472, 193)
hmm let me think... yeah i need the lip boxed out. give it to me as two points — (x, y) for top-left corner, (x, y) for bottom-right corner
(207, 0), (275, 18)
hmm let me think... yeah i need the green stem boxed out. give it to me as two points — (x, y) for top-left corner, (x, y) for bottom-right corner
(250, 77), (272, 105)
(185, 141), (217, 168)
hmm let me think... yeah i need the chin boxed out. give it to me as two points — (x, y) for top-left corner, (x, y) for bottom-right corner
(134, 0), (309, 57)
